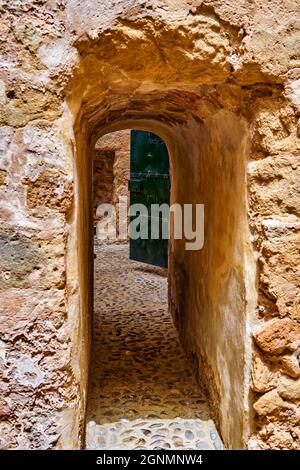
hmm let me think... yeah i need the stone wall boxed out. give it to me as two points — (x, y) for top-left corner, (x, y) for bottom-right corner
(0, 0), (299, 450)
(94, 148), (114, 210)
(247, 89), (300, 449)
(93, 131), (130, 241)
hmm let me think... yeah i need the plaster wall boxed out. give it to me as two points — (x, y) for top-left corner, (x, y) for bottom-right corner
(0, 0), (299, 450)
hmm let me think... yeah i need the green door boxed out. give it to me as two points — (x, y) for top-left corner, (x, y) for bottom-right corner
(129, 130), (170, 268)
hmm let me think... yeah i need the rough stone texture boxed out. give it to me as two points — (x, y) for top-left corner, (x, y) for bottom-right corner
(278, 376), (300, 402)
(86, 243), (222, 450)
(251, 352), (279, 394)
(93, 130), (130, 241)
(0, 0), (299, 450)
(86, 418), (222, 450)
(253, 319), (300, 356)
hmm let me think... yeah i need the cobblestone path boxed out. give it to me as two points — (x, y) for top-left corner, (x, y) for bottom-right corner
(85, 243), (223, 450)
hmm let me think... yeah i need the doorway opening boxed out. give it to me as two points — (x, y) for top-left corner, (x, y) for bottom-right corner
(72, 76), (250, 450)
(85, 130), (222, 450)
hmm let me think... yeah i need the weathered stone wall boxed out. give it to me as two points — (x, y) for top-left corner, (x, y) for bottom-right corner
(0, 0), (299, 450)
(94, 148), (114, 211)
(0, 2), (79, 449)
(247, 89), (300, 449)
(94, 131), (130, 240)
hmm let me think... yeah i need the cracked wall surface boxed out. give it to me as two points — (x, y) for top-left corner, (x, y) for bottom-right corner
(0, 0), (299, 450)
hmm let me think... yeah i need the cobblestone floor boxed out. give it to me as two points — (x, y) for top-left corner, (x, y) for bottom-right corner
(85, 243), (223, 450)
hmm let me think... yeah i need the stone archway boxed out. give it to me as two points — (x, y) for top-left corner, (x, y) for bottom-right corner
(1, 1), (299, 451)
(69, 45), (251, 448)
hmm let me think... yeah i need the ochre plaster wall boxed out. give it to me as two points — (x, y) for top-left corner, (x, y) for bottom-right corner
(0, 0), (299, 450)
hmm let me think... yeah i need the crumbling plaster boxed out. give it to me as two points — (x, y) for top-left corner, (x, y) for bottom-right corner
(0, 0), (299, 450)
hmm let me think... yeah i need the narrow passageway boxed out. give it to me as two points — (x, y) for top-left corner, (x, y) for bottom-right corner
(85, 243), (222, 450)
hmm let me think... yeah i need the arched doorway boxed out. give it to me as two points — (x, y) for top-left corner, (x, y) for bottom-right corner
(85, 129), (222, 449)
